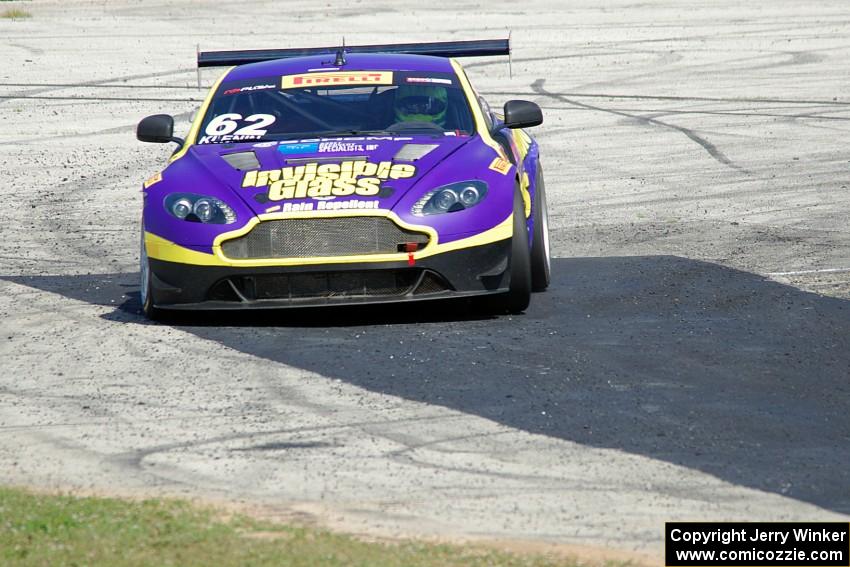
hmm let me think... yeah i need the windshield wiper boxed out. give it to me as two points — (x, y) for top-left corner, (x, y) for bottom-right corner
(299, 129), (397, 138)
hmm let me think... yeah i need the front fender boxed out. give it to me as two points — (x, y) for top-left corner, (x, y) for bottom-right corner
(142, 151), (257, 251)
(391, 136), (517, 245)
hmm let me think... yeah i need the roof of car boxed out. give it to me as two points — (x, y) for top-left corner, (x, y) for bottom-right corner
(224, 53), (457, 82)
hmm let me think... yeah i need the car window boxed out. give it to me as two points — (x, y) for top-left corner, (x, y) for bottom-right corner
(197, 71), (475, 143)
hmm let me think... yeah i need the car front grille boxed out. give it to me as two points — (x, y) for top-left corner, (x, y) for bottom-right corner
(220, 217), (430, 260)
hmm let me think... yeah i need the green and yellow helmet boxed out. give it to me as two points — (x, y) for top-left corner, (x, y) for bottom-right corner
(393, 85), (448, 126)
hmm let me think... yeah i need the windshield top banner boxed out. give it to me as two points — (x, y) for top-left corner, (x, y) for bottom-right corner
(281, 71), (394, 89)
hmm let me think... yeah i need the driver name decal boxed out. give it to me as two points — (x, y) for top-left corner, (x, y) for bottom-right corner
(242, 160), (416, 201)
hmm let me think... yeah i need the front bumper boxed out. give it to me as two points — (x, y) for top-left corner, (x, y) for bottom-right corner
(147, 238), (512, 310)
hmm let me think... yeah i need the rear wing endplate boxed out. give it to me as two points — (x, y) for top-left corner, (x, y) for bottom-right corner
(197, 39), (510, 68)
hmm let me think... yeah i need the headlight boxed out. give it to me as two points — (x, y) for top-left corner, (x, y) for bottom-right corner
(411, 181), (488, 216)
(164, 193), (236, 224)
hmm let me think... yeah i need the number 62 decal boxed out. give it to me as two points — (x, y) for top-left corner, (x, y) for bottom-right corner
(204, 113), (276, 137)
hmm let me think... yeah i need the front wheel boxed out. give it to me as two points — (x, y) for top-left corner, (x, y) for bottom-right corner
(504, 188), (532, 314)
(139, 230), (161, 321)
(530, 164), (551, 292)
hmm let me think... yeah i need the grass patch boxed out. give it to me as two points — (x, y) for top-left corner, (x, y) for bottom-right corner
(1, 8), (30, 18)
(0, 487), (607, 566)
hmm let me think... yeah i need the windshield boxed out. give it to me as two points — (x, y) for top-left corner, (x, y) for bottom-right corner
(197, 70), (475, 144)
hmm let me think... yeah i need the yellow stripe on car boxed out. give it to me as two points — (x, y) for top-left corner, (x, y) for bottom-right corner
(144, 232), (224, 266)
(512, 128), (531, 160)
(520, 172), (531, 218)
(450, 59), (507, 159)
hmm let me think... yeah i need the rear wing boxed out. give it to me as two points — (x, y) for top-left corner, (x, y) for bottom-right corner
(197, 39), (510, 68)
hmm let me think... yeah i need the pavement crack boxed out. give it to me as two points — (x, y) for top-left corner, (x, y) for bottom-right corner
(531, 78), (748, 173)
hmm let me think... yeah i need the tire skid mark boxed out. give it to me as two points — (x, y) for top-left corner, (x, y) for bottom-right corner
(0, 111), (195, 146)
(0, 67), (194, 106)
(463, 48), (681, 71)
(14, 103), (179, 267)
(531, 79), (745, 172)
(378, 429), (511, 458)
(7, 42), (45, 56)
(737, 50), (825, 72)
(386, 448), (592, 485)
(485, 90), (850, 107)
(537, 105), (850, 122)
(0, 412), (287, 432)
(23, 172), (134, 270)
(0, 82), (204, 90)
(565, 49), (783, 92)
(118, 413), (463, 470)
(0, 95), (201, 103)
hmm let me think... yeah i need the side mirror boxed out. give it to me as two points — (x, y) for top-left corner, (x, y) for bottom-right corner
(503, 100), (543, 129)
(137, 114), (183, 146)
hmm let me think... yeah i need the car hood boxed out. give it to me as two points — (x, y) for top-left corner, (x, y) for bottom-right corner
(186, 134), (473, 216)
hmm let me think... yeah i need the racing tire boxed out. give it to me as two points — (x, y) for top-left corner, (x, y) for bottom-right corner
(505, 187), (532, 314)
(139, 230), (162, 321)
(530, 164), (551, 292)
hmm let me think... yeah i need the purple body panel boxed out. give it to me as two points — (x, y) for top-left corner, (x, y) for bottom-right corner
(143, 53), (538, 256)
(145, 137), (516, 252)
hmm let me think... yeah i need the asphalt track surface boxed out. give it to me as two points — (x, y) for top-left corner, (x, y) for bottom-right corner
(1, 0), (850, 561)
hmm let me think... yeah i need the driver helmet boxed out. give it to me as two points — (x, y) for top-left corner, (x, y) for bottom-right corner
(393, 85), (448, 126)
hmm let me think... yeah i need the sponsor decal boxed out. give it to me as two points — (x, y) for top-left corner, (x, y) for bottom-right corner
(317, 199), (380, 210)
(301, 136), (410, 143)
(222, 84), (275, 95)
(282, 202), (313, 212)
(278, 142), (319, 154)
(143, 172), (162, 188)
(281, 71), (393, 89)
(242, 160), (416, 202)
(489, 157), (512, 175)
(275, 141), (382, 154)
(317, 141), (379, 153)
(256, 137), (410, 149)
(274, 200), (381, 212)
(406, 77), (453, 85)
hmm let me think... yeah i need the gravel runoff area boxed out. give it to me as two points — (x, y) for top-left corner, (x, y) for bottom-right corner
(1, 0), (849, 563)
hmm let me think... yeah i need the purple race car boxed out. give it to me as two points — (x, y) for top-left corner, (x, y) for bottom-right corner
(136, 39), (549, 318)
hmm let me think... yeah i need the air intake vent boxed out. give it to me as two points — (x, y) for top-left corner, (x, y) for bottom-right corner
(221, 151), (260, 170)
(394, 144), (439, 161)
(413, 271), (452, 294)
(221, 217), (430, 259)
(252, 270), (419, 299)
(207, 270), (424, 302)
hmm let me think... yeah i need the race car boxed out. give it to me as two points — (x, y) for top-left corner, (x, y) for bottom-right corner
(136, 39), (549, 318)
